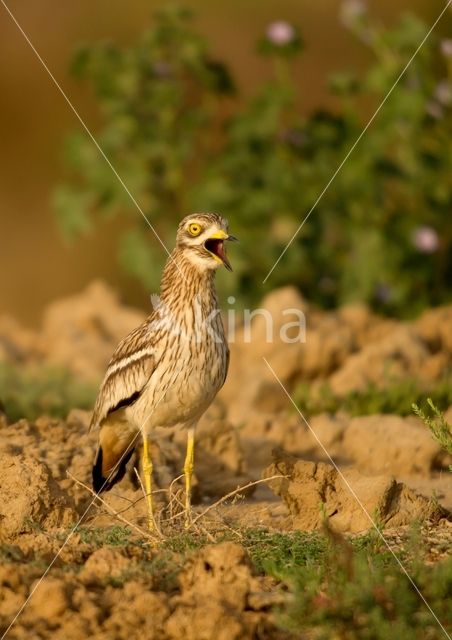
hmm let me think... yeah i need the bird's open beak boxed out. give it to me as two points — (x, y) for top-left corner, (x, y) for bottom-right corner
(204, 230), (238, 272)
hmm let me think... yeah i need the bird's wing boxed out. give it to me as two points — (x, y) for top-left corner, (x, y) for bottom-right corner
(89, 319), (155, 431)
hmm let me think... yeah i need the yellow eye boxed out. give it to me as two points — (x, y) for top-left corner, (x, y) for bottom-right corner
(188, 223), (202, 236)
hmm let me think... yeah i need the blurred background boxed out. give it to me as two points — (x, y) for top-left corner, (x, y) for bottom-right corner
(0, 0), (451, 325)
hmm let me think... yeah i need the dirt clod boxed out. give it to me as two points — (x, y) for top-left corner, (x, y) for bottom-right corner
(166, 542), (260, 640)
(79, 548), (132, 585)
(264, 450), (446, 534)
(0, 452), (77, 541)
(28, 577), (70, 619)
(342, 414), (451, 474)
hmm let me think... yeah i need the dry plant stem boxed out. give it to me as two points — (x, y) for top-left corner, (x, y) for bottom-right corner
(206, 511), (245, 541)
(197, 523), (216, 543)
(188, 475), (285, 529)
(114, 486), (172, 517)
(168, 473), (185, 523)
(68, 473), (285, 541)
(165, 486), (189, 526)
(67, 472), (155, 540)
(133, 467), (163, 539)
(113, 472), (186, 529)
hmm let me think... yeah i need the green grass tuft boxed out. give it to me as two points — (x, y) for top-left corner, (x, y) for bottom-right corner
(76, 526), (134, 547)
(240, 529), (328, 575)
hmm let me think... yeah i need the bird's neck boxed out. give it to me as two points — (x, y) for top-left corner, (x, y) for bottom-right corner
(159, 248), (218, 314)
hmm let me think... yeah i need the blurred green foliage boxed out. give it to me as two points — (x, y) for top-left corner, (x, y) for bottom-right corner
(295, 374), (452, 417)
(276, 533), (452, 639)
(0, 362), (96, 422)
(55, 4), (452, 315)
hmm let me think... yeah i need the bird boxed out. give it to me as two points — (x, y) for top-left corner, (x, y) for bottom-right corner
(90, 212), (237, 530)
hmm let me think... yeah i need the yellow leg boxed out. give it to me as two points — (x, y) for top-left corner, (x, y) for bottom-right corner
(142, 435), (154, 531)
(183, 428), (195, 528)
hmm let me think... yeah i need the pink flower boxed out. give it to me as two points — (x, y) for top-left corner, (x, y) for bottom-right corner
(375, 283), (392, 304)
(440, 39), (452, 58)
(340, 0), (367, 27)
(435, 81), (452, 106)
(153, 61), (172, 78)
(412, 226), (439, 254)
(426, 101), (443, 119)
(266, 21), (296, 46)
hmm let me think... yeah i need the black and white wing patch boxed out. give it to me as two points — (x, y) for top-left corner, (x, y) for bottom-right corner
(89, 322), (155, 430)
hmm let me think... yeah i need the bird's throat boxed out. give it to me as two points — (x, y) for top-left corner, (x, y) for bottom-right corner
(159, 248), (218, 315)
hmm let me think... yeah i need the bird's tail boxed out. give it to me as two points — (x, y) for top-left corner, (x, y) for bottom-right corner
(92, 422), (136, 493)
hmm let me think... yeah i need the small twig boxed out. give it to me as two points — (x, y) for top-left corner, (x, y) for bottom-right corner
(115, 495), (147, 516)
(188, 475), (285, 528)
(167, 473), (184, 523)
(106, 491), (136, 504)
(206, 510), (245, 541)
(111, 474), (184, 521)
(68, 471), (286, 540)
(67, 472), (155, 540)
(112, 488), (176, 517)
(169, 473), (184, 493)
(196, 523), (216, 543)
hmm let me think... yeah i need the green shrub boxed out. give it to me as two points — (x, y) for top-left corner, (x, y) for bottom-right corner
(413, 399), (452, 471)
(55, 5), (452, 315)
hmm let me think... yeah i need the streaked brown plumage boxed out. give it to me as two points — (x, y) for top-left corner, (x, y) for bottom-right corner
(90, 213), (236, 526)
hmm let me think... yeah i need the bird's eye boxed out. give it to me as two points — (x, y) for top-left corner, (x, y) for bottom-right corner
(188, 223), (202, 236)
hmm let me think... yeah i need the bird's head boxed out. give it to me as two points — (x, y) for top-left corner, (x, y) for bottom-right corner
(176, 213), (238, 272)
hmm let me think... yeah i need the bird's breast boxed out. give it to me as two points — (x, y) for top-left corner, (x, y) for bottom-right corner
(129, 312), (228, 429)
